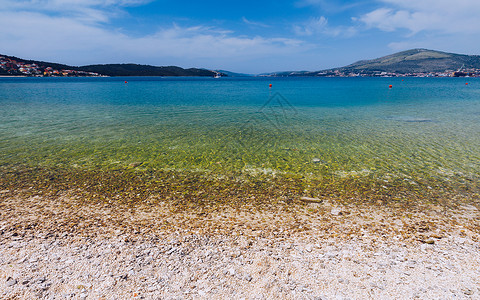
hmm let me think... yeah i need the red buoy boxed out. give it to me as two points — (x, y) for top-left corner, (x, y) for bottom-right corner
(269, 84), (272, 88)
(125, 81), (128, 83)
(466, 82), (469, 85)
(389, 85), (393, 88)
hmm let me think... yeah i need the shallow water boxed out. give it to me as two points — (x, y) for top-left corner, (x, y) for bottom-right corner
(1, 76), (479, 197)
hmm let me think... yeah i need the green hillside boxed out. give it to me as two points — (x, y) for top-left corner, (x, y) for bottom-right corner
(0, 54), (219, 77)
(269, 49), (480, 76)
(77, 64), (217, 77)
(338, 49), (480, 74)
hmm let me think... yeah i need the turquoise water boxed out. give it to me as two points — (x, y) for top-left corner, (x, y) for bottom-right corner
(1, 77), (480, 196)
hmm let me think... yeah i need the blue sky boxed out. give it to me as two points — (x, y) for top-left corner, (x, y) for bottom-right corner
(1, 0), (479, 73)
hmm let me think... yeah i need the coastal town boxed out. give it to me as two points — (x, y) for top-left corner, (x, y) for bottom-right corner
(314, 68), (480, 77)
(270, 66), (480, 78)
(0, 55), (101, 77)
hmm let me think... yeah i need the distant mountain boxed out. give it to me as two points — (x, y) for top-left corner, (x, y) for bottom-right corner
(214, 70), (253, 77)
(0, 54), (221, 77)
(336, 49), (480, 74)
(269, 49), (480, 77)
(77, 64), (218, 77)
(4, 49), (480, 78)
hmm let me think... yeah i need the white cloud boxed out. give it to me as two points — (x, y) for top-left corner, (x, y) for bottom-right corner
(0, 6), (304, 71)
(294, 16), (357, 37)
(295, 0), (362, 13)
(3, 0), (152, 10)
(359, 0), (480, 35)
(242, 17), (270, 28)
(2, 0), (154, 24)
(139, 25), (303, 59)
(294, 17), (328, 36)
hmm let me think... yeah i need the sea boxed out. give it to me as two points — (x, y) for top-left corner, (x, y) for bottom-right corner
(1, 76), (479, 202)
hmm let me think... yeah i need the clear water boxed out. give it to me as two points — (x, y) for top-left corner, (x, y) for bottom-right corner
(1, 76), (480, 196)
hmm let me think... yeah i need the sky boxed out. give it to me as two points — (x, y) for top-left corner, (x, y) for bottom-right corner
(1, 0), (479, 73)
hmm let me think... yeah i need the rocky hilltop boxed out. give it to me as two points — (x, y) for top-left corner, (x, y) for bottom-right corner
(338, 48), (480, 74)
(270, 49), (480, 77)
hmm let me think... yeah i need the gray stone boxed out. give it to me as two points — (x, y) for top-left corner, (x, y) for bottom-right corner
(312, 158), (326, 164)
(6, 277), (17, 287)
(129, 162), (143, 168)
(326, 252), (337, 258)
(37, 276), (46, 283)
(147, 286), (157, 292)
(463, 288), (474, 295)
(331, 208), (342, 216)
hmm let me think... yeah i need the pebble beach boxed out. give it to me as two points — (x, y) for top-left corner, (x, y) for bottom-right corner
(1, 191), (479, 299)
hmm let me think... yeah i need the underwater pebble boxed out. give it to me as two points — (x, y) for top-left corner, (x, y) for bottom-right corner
(128, 162), (143, 168)
(300, 197), (322, 203)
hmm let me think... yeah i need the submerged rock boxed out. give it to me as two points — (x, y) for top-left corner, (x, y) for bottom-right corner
(386, 116), (433, 123)
(129, 162), (143, 168)
(300, 197), (322, 203)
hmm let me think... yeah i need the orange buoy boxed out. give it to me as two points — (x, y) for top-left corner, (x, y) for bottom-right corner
(269, 84), (272, 88)
(389, 85), (393, 88)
